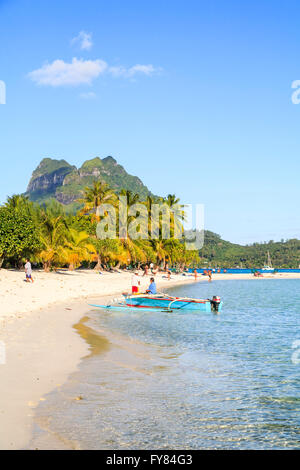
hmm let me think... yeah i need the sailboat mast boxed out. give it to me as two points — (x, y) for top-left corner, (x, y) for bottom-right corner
(267, 251), (272, 268)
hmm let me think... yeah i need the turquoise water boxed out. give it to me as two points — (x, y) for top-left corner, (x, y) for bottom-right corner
(31, 280), (300, 449)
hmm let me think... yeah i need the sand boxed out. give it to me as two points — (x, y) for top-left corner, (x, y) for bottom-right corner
(0, 268), (197, 450)
(0, 268), (299, 450)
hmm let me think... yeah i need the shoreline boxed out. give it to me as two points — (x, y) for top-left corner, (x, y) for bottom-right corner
(1, 268), (300, 323)
(1, 269), (300, 449)
(0, 269), (198, 450)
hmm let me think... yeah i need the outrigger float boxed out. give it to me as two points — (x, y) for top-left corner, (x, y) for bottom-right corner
(89, 293), (223, 313)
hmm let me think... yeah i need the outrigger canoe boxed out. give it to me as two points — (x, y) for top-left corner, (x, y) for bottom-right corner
(89, 293), (223, 313)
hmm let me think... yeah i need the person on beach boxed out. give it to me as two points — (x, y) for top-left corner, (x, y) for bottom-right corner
(25, 259), (34, 283)
(146, 277), (157, 295)
(208, 270), (212, 282)
(152, 265), (158, 276)
(194, 269), (198, 281)
(143, 265), (149, 276)
(131, 271), (140, 294)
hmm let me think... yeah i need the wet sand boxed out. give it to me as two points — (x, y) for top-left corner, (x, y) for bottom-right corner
(1, 269), (299, 449)
(0, 270), (196, 450)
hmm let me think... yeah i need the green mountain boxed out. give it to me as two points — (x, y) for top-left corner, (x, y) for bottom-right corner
(26, 156), (153, 210)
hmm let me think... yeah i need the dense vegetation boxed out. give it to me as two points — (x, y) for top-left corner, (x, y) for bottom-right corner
(199, 231), (300, 269)
(1, 184), (299, 271)
(0, 185), (200, 271)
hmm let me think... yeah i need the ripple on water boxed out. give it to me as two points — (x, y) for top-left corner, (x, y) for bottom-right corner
(29, 280), (300, 450)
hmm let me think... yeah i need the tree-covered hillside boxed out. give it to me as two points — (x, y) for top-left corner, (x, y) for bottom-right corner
(199, 231), (300, 269)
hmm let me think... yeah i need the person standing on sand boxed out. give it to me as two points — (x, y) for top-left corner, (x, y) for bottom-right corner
(208, 270), (212, 282)
(25, 259), (34, 283)
(131, 271), (140, 294)
(143, 265), (149, 276)
(194, 269), (198, 281)
(151, 265), (157, 276)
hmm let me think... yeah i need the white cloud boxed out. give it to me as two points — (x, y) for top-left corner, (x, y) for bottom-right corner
(109, 64), (160, 78)
(128, 64), (159, 76)
(72, 31), (93, 50)
(28, 58), (107, 86)
(29, 57), (162, 88)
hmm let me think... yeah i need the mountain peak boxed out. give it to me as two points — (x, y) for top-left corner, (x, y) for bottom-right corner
(26, 155), (153, 209)
(80, 157), (103, 170)
(32, 158), (73, 178)
(102, 156), (117, 164)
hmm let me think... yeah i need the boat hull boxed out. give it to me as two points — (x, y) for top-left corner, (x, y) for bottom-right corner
(126, 296), (222, 312)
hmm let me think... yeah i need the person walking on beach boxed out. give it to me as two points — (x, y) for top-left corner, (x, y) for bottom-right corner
(131, 271), (140, 294)
(146, 277), (157, 295)
(25, 259), (34, 283)
(194, 269), (198, 281)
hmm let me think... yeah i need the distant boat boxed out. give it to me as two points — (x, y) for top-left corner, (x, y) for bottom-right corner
(262, 251), (274, 271)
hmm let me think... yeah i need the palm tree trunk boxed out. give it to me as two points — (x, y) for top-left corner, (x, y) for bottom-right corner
(94, 253), (102, 270)
(43, 261), (51, 272)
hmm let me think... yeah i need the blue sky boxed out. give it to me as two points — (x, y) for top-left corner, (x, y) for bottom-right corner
(0, 0), (300, 244)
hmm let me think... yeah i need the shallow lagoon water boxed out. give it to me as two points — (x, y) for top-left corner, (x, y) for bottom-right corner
(30, 279), (300, 449)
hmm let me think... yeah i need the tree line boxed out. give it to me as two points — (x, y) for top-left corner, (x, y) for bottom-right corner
(0, 181), (200, 271)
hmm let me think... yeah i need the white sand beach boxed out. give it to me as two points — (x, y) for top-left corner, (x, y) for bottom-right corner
(0, 268), (198, 450)
(0, 268), (300, 450)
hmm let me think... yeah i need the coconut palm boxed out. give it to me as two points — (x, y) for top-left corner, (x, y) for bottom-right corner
(5, 194), (30, 210)
(78, 181), (117, 269)
(65, 228), (96, 270)
(151, 239), (170, 266)
(38, 214), (68, 271)
(78, 181), (117, 221)
(119, 189), (140, 207)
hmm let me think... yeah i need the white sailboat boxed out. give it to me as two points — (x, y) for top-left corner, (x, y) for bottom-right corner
(262, 251), (274, 271)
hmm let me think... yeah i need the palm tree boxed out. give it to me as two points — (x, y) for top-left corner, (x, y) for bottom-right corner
(117, 189), (151, 265)
(164, 194), (186, 239)
(151, 239), (170, 267)
(5, 194), (30, 210)
(65, 229), (96, 270)
(78, 181), (117, 221)
(119, 189), (140, 207)
(78, 181), (117, 269)
(38, 213), (68, 271)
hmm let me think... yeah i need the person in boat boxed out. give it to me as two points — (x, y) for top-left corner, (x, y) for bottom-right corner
(146, 277), (157, 295)
(131, 271), (140, 294)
